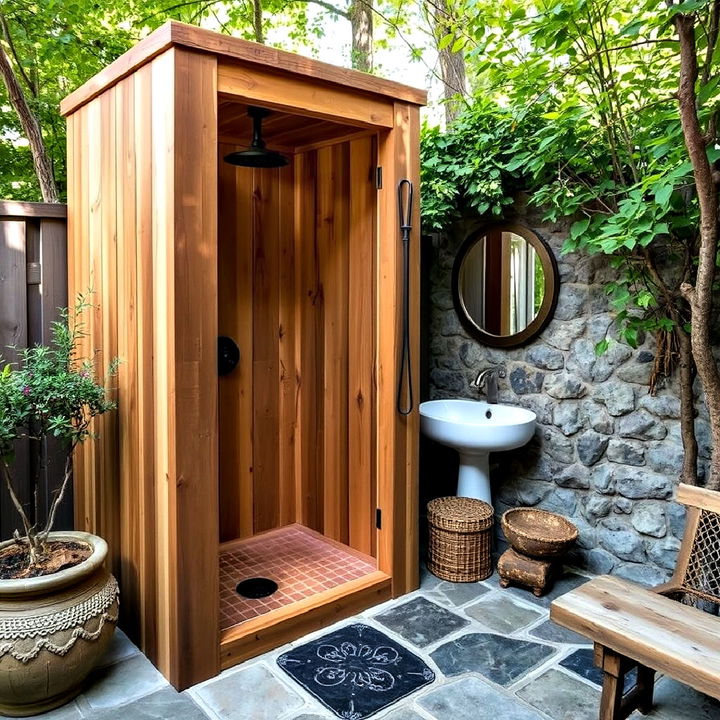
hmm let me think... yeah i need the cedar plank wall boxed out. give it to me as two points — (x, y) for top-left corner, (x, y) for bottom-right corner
(67, 47), (219, 689)
(217, 137), (377, 557)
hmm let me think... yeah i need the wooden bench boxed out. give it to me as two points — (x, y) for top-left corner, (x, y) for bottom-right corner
(550, 483), (720, 720)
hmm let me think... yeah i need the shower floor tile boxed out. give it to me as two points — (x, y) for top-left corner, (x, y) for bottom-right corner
(219, 523), (377, 631)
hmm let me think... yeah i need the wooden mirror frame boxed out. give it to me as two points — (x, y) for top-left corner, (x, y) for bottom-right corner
(451, 223), (560, 348)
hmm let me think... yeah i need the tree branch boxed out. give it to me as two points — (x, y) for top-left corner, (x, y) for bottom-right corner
(0, 41), (58, 201)
(674, 8), (720, 490)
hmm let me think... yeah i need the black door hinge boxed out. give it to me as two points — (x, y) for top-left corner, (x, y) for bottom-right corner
(376, 508), (382, 529)
(376, 166), (383, 189)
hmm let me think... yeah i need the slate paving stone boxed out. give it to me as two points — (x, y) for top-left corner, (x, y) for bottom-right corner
(374, 596), (469, 648)
(429, 580), (490, 607)
(429, 633), (555, 686)
(419, 676), (543, 720)
(291, 714), (331, 719)
(81, 653), (167, 709)
(517, 669), (600, 720)
(193, 663), (304, 720)
(644, 677), (720, 720)
(529, 619), (590, 645)
(97, 628), (140, 668)
(419, 564), (441, 590)
(381, 707), (427, 720)
(560, 648), (635, 692)
(465, 594), (543, 634)
(494, 572), (589, 608)
(86, 688), (207, 720)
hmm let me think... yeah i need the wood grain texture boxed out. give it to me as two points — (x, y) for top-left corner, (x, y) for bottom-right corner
(68, 38), (423, 689)
(61, 21), (425, 116)
(550, 575), (720, 701)
(169, 48), (219, 689)
(220, 570), (391, 670)
(0, 220), (29, 539)
(69, 47), (219, 690)
(218, 64), (393, 129)
(375, 103), (422, 596)
(676, 482), (720, 514)
(0, 201), (67, 218)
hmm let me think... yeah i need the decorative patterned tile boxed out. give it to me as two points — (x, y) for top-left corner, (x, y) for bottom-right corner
(430, 633), (555, 686)
(193, 664), (303, 720)
(465, 595), (543, 634)
(517, 669), (600, 720)
(277, 623), (435, 720)
(374, 597), (469, 648)
(419, 676), (543, 720)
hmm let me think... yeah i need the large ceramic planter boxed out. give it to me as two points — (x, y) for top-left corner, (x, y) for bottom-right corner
(0, 532), (119, 717)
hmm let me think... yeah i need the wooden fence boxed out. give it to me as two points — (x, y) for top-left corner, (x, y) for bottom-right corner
(0, 200), (70, 541)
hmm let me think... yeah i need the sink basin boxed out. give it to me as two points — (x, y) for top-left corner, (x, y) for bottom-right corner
(420, 399), (537, 505)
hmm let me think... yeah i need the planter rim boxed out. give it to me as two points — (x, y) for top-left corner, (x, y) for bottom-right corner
(0, 532), (107, 596)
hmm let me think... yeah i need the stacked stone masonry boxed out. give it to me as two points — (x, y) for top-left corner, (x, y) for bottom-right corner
(426, 201), (708, 585)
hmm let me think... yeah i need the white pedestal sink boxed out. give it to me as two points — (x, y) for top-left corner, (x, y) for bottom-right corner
(420, 399), (537, 505)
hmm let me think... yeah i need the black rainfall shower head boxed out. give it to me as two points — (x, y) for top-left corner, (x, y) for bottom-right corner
(223, 106), (289, 169)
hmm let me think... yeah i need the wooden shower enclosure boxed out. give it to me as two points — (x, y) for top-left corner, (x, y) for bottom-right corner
(61, 21), (425, 690)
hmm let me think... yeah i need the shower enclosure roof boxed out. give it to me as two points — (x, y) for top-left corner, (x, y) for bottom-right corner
(61, 20), (426, 118)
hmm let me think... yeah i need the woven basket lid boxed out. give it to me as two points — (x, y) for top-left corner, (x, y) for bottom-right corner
(427, 496), (494, 532)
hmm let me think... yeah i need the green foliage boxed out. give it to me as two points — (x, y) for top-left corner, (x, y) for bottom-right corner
(0, 0), (358, 201)
(0, 296), (116, 460)
(420, 0), (719, 348)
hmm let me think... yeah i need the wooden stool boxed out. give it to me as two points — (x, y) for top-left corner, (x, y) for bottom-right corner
(498, 547), (555, 596)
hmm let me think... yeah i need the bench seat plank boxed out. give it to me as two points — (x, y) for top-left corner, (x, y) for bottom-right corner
(550, 575), (720, 701)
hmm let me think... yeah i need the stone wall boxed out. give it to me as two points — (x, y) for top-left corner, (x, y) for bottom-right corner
(424, 199), (707, 585)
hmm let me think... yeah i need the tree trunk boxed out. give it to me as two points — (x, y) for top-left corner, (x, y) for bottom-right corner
(677, 326), (699, 485)
(0, 43), (58, 202)
(425, 0), (467, 124)
(253, 0), (264, 43)
(350, 0), (373, 72)
(675, 12), (720, 490)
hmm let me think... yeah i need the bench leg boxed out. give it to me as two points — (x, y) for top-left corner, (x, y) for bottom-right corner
(635, 664), (655, 715)
(597, 649), (623, 720)
(594, 644), (655, 720)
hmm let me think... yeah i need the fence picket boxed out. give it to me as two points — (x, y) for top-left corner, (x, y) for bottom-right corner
(0, 202), (68, 541)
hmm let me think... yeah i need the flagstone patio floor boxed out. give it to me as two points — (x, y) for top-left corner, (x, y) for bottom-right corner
(11, 566), (720, 720)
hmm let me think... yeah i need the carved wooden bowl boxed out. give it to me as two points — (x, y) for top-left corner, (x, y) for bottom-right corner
(501, 508), (578, 559)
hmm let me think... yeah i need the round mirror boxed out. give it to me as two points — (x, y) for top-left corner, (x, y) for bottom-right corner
(452, 224), (559, 348)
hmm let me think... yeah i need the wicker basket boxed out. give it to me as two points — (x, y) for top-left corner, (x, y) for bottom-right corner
(501, 508), (578, 559)
(427, 497), (494, 582)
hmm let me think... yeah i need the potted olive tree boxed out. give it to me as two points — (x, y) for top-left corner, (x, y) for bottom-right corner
(0, 298), (118, 717)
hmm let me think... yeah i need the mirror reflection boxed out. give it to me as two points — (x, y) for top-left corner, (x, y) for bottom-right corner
(458, 229), (546, 337)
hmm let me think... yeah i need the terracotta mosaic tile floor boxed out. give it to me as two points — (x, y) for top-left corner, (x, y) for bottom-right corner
(219, 523), (377, 630)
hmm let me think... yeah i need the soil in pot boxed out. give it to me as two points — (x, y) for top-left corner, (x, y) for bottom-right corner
(0, 541), (91, 579)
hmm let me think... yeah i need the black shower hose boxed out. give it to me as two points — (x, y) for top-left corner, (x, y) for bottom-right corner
(397, 179), (414, 416)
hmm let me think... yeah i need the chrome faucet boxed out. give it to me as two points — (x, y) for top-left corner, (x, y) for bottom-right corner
(473, 366), (506, 404)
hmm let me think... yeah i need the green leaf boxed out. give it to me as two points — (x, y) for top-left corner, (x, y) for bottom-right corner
(654, 184), (673, 207)
(570, 217), (591, 240)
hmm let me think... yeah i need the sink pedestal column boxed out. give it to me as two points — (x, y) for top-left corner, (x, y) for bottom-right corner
(456, 452), (492, 505)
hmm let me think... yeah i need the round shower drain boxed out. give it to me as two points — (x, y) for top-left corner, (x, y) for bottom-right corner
(236, 577), (278, 599)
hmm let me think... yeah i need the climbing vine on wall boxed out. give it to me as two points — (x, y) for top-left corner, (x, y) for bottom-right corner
(420, 0), (720, 487)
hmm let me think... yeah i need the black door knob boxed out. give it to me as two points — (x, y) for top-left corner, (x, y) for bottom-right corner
(218, 336), (240, 376)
